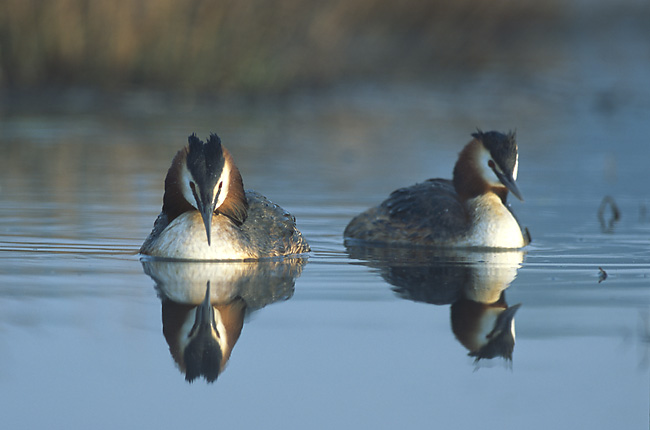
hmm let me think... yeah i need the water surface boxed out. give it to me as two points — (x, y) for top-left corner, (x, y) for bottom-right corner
(1, 20), (650, 430)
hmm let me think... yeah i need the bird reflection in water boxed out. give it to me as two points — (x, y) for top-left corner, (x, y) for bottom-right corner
(346, 245), (524, 364)
(141, 258), (306, 383)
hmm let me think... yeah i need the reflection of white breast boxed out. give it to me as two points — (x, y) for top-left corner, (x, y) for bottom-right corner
(142, 258), (306, 309)
(462, 250), (524, 303)
(465, 194), (525, 249)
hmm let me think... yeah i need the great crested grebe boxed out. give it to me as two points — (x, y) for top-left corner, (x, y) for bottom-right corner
(140, 133), (310, 260)
(344, 130), (530, 248)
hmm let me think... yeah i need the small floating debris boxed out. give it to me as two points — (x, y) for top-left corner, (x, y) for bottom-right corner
(597, 196), (620, 233)
(598, 267), (608, 283)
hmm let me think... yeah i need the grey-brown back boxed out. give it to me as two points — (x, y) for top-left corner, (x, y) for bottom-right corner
(344, 179), (470, 245)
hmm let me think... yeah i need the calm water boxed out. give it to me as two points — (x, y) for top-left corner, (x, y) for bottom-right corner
(2, 17), (650, 430)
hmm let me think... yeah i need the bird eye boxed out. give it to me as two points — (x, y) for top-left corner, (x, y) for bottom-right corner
(488, 160), (495, 169)
(189, 181), (200, 206)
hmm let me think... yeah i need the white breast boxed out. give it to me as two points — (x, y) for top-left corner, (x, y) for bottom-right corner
(465, 194), (526, 249)
(145, 211), (258, 260)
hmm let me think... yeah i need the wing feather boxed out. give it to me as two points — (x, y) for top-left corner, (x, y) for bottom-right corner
(344, 179), (470, 245)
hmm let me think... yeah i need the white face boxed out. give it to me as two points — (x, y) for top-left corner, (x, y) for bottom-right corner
(214, 162), (231, 209)
(478, 146), (518, 185)
(180, 163), (231, 211)
(479, 148), (504, 187)
(180, 168), (197, 210)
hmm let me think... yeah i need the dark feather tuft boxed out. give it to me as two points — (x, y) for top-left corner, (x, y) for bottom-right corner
(186, 134), (224, 186)
(183, 335), (222, 383)
(473, 130), (518, 175)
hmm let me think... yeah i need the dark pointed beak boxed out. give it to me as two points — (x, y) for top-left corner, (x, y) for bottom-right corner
(195, 190), (216, 246)
(495, 171), (524, 201)
(197, 186), (222, 246)
(199, 202), (213, 246)
(189, 282), (216, 337)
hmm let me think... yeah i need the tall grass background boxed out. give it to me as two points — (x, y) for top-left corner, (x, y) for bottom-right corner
(0, 0), (563, 94)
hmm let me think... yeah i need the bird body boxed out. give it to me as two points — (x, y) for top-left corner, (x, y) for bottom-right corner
(344, 131), (529, 249)
(140, 134), (310, 260)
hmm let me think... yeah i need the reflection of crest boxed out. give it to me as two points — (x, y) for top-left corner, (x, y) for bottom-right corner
(346, 245), (523, 363)
(141, 257), (307, 383)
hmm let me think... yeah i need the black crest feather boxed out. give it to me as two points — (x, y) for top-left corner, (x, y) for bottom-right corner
(186, 133), (224, 187)
(472, 129), (518, 174)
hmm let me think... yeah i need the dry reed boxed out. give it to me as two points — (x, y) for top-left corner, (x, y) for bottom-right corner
(0, 0), (560, 93)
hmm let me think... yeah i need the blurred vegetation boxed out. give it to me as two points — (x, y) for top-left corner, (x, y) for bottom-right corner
(0, 0), (561, 94)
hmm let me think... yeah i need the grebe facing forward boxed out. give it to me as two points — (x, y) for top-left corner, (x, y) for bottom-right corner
(344, 130), (530, 249)
(140, 133), (310, 260)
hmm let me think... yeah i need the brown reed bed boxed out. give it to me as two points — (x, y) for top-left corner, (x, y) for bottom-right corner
(0, 0), (561, 94)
